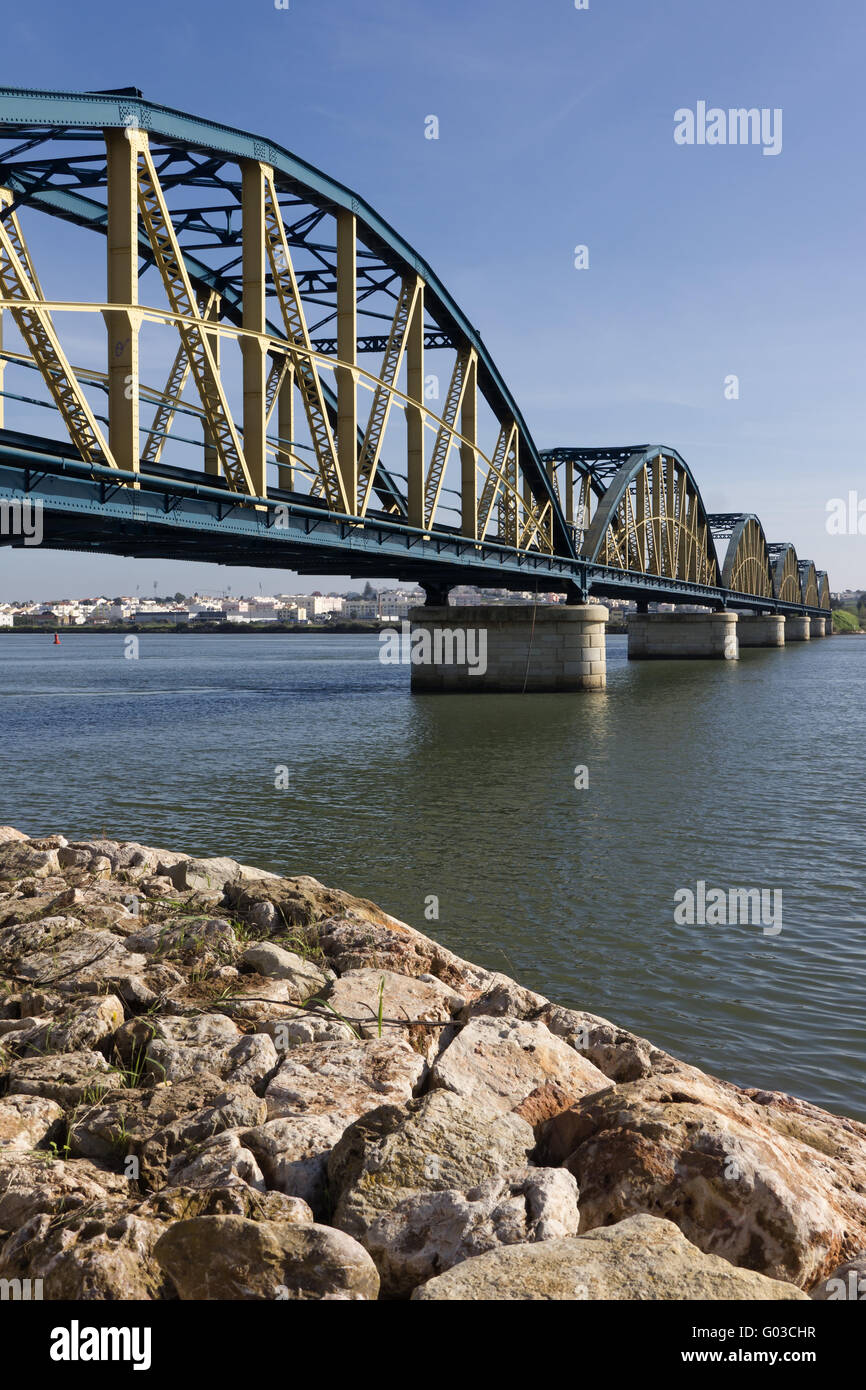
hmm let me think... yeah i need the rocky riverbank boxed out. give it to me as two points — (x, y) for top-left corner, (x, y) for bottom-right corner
(0, 825), (863, 1301)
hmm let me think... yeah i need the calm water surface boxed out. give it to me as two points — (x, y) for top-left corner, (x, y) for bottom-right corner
(1, 631), (863, 1120)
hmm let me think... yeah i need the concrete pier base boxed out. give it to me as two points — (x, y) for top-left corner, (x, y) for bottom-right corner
(736, 614), (786, 647)
(810, 616), (827, 638)
(626, 611), (738, 660)
(407, 604), (608, 692)
(786, 616), (811, 641)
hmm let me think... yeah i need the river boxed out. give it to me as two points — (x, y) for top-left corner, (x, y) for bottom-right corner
(1, 630), (863, 1120)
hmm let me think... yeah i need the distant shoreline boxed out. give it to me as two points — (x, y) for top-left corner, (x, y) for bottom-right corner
(0, 622), (384, 636)
(0, 619), (632, 636)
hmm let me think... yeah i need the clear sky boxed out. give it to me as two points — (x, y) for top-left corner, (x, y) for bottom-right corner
(2, 0), (864, 598)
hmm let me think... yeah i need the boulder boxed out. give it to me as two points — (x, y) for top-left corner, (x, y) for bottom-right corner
(124, 917), (240, 966)
(8, 924), (153, 1002)
(6, 1049), (116, 1107)
(537, 1002), (680, 1082)
(144, 1015), (278, 1087)
(430, 1015), (610, 1114)
(0, 827), (28, 845)
(314, 913), (489, 992)
(0, 842), (61, 881)
(360, 1167), (580, 1298)
(0, 1205), (169, 1299)
(219, 977), (316, 1026)
(226, 877), (395, 936)
(810, 1251), (866, 1301)
(329, 1090), (535, 1240)
(242, 1115), (348, 1217)
(67, 1076), (266, 1178)
(154, 1214), (379, 1300)
(258, 1012), (355, 1046)
(165, 1130), (266, 1192)
(139, 1184), (312, 1227)
(238, 941), (328, 999)
(411, 1213), (810, 1300)
(0, 1153), (132, 1231)
(459, 973), (548, 1020)
(168, 857), (279, 896)
(540, 1071), (866, 1289)
(0, 1094), (63, 1151)
(324, 967), (463, 1060)
(7, 994), (124, 1056)
(264, 1037), (425, 1122)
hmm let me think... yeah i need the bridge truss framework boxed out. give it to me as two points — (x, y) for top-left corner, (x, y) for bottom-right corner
(0, 86), (830, 617)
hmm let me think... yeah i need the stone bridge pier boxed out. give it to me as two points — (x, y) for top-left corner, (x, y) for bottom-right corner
(785, 616), (811, 641)
(407, 604), (608, 692)
(626, 611), (739, 660)
(736, 614), (786, 647)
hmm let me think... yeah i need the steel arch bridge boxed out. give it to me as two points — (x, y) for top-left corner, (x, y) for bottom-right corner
(0, 86), (830, 617)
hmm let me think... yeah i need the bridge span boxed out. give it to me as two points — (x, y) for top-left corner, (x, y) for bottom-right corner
(0, 87), (831, 687)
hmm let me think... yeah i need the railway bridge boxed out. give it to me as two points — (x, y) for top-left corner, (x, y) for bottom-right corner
(0, 87), (831, 689)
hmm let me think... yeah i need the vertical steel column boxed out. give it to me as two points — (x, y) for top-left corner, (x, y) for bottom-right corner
(105, 128), (140, 479)
(203, 293), (221, 476)
(278, 364), (297, 494)
(522, 454), (533, 545)
(406, 280), (425, 529)
(0, 306), (5, 430)
(277, 363), (294, 491)
(336, 209), (358, 511)
(242, 162), (268, 496)
(460, 351), (477, 538)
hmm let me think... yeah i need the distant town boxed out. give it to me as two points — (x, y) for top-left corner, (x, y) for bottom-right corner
(0, 583), (611, 629)
(0, 585), (858, 631)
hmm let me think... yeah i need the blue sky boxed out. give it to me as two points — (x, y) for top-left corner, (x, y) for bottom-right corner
(2, 0), (864, 597)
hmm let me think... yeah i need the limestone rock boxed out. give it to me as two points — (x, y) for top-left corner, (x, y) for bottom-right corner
(0, 827), (28, 845)
(168, 857), (279, 896)
(360, 1167), (580, 1298)
(154, 1214), (379, 1300)
(124, 916), (240, 966)
(144, 1014), (278, 1087)
(165, 1130), (266, 1192)
(139, 1184), (312, 1227)
(0, 1094), (63, 1151)
(329, 1089), (535, 1240)
(257, 1010), (355, 1044)
(265, 1037), (425, 1122)
(324, 967), (463, 1059)
(220, 977), (315, 1026)
(242, 1115), (348, 1217)
(0, 1205), (168, 1299)
(8, 923), (152, 1001)
(0, 841), (61, 881)
(314, 913), (489, 991)
(238, 941), (328, 999)
(412, 1214), (810, 1301)
(540, 1071), (866, 1289)
(67, 1077), (267, 1181)
(7, 1049), (116, 1107)
(460, 973), (549, 1020)
(430, 1015), (609, 1114)
(226, 877), (395, 936)
(538, 1002), (680, 1082)
(0, 1153), (132, 1231)
(8, 994), (124, 1056)
(810, 1251), (866, 1300)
